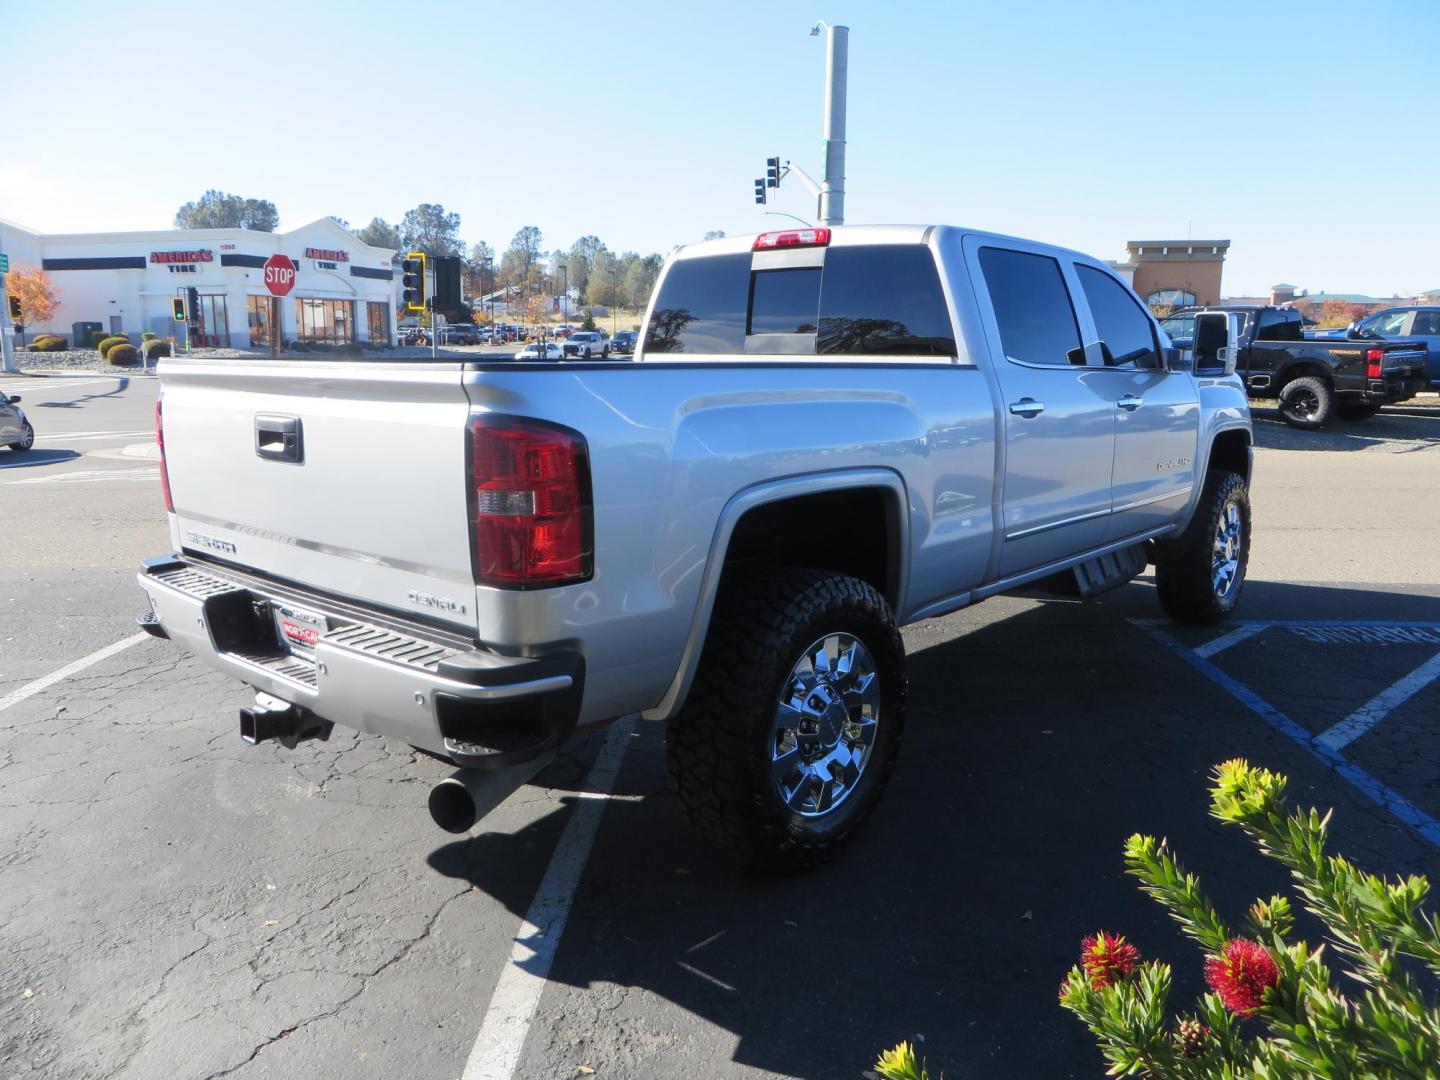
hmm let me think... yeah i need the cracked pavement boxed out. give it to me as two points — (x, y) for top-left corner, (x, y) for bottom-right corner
(2, 379), (1438, 1078)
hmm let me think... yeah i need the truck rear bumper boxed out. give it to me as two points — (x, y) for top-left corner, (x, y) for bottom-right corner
(135, 555), (583, 768)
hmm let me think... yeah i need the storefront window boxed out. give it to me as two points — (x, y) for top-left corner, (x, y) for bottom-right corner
(197, 294), (230, 347)
(247, 295), (273, 349)
(295, 298), (355, 343)
(367, 301), (390, 344)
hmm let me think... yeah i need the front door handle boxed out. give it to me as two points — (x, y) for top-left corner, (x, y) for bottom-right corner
(1008, 398), (1046, 418)
(1117, 394), (1143, 412)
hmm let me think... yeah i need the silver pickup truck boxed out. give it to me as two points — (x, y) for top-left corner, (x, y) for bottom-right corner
(136, 225), (1252, 867)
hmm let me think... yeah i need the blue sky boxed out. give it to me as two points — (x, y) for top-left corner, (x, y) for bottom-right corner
(4, 0), (1437, 296)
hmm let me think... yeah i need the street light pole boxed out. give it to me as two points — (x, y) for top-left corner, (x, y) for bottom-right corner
(810, 20), (848, 227)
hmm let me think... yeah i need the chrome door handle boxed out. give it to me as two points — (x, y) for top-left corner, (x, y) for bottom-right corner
(1117, 395), (1143, 412)
(1008, 398), (1045, 418)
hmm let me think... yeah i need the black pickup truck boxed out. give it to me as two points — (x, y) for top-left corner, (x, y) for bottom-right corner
(1160, 305), (1427, 428)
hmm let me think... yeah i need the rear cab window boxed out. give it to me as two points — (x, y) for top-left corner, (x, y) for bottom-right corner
(643, 243), (955, 358)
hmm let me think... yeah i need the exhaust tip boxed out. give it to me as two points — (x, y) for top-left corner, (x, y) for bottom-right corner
(428, 778), (478, 834)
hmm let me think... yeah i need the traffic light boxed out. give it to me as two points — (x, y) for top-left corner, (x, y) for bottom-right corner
(402, 253), (427, 312)
(186, 287), (199, 323)
(172, 297), (187, 322)
(7, 295), (19, 321)
(753, 179), (767, 205)
(766, 156), (781, 188)
(431, 256), (462, 311)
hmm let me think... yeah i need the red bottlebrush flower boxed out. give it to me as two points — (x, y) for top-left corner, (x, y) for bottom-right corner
(1080, 932), (1141, 989)
(1205, 938), (1279, 1017)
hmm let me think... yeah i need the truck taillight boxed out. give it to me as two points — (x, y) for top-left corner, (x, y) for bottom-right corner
(752, 228), (831, 250)
(468, 416), (592, 588)
(155, 398), (174, 512)
(1366, 348), (1384, 379)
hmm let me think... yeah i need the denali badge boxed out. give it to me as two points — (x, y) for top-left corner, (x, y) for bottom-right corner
(1156, 457), (1192, 472)
(184, 530), (238, 555)
(407, 590), (467, 614)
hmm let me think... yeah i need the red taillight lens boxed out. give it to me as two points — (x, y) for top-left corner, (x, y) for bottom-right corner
(155, 398), (174, 512)
(1366, 348), (1384, 379)
(752, 228), (831, 251)
(469, 417), (592, 587)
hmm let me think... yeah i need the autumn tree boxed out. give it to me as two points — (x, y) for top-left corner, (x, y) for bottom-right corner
(1316, 299), (1352, 329)
(7, 266), (59, 337)
(399, 203), (463, 255)
(357, 217), (402, 250)
(174, 190), (279, 231)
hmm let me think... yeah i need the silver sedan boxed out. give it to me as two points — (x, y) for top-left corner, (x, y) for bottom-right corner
(1, 393), (34, 451)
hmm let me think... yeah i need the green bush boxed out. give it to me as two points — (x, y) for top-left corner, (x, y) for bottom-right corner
(141, 331), (157, 342)
(96, 335), (130, 358)
(142, 339), (171, 359)
(90, 329), (112, 347)
(106, 343), (139, 366)
(1058, 760), (1440, 1076)
(29, 334), (69, 352)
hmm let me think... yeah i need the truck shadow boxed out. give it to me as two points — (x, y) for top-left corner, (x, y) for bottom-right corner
(428, 579), (1440, 1079)
(0, 448), (80, 469)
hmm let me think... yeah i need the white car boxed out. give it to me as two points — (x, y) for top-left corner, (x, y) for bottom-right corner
(1, 393), (34, 451)
(515, 343), (563, 361)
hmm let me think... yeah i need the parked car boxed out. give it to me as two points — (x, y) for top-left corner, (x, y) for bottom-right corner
(1305, 307), (1440, 389)
(1, 393), (34, 452)
(562, 331), (610, 359)
(137, 224), (1252, 867)
(399, 329), (430, 346)
(441, 325), (482, 346)
(609, 330), (638, 354)
(515, 342), (564, 360)
(1159, 305), (1427, 427)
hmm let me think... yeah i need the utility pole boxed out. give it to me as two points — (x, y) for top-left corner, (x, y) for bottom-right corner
(0, 238), (16, 375)
(811, 20), (848, 227)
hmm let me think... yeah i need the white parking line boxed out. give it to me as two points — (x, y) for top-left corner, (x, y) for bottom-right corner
(1194, 622), (1268, 658)
(462, 718), (637, 1080)
(1318, 650), (1440, 751)
(2, 467), (155, 485)
(36, 430), (151, 442)
(0, 632), (149, 716)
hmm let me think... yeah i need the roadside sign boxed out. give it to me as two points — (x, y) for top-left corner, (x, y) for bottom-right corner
(263, 253), (296, 297)
(0, 254), (9, 273)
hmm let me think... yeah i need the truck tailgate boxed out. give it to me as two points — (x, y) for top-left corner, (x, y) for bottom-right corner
(159, 359), (478, 635)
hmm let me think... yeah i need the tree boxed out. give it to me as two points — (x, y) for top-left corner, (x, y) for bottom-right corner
(465, 241), (495, 300)
(357, 217), (402, 250)
(7, 266), (59, 332)
(1316, 299), (1352, 329)
(588, 248), (622, 307)
(174, 190), (279, 231)
(507, 226), (544, 280)
(329, 216), (351, 232)
(622, 254), (662, 310)
(399, 203), (462, 255)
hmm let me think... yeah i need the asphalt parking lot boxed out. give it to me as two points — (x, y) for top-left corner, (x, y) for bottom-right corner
(2, 373), (1438, 1079)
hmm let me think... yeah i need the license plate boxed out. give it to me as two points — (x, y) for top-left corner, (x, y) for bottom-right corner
(272, 603), (327, 657)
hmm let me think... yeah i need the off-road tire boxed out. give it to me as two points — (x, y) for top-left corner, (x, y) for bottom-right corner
(601, 346), (610, 358)
(1336, 399), (1381, 422)
(1153, 470), (1250, 626)
(666, 569), (907, 869)
(7, 421), (33, 452)
(1278, 375), (1332, 429)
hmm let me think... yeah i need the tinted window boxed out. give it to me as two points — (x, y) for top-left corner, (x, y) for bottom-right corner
(1077, 265), (1159, 367)
(1412, 312), (1440, 336)
(816, 245), (956, 356)
(1160, 314), (1196, 341)
(1256, 310), (1301, 341)
(978, 248), (1083, 366)
(644, 253), (749, 353)
(748, 268), (820, 334)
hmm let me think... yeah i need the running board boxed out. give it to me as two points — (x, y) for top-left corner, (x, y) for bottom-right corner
(1072, 543), (1149, 598)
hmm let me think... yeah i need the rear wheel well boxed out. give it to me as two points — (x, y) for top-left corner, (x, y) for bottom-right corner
(1277, 361), (1331, 389)
(1207, 429), (1252, 484)
(720, 488), (899, 609)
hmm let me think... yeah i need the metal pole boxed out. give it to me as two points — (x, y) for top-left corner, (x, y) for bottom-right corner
(430, 258), (438, 359)
(815, 21), (848, 227)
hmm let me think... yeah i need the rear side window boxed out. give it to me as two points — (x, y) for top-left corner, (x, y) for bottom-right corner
(978, 248), (1083, 366)
(1076, 265), (1159, 367)
(816, 246), (955, 356)
(1413, 312), (1440, 335)
(644, 253), (749, 353)
(1255, 310), (1302, 342)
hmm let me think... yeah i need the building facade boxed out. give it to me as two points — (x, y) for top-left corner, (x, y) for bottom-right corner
(1116, 240), (1230, 308)
(0, 217), (397, 348)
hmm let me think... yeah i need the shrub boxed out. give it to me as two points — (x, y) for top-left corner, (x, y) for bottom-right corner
(90, 329), (117, 347)
(96, 335), (130, 358)
(141, 330), (157, 342)
(106, 343), (139, 366)
(142, 339), (171, 359)
(29, 334), (68, 352)
(1057, 760), (1440, 1076)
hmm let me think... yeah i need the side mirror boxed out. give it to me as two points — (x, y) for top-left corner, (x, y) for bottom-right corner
(7, 395), (20, 404)
(1346, 325), (1364, 340)
(1193, 312), (1233, 375)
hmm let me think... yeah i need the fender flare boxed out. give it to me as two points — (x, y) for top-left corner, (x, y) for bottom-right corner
(641, 467), (910, 722)
(1175, 421), (1253, 532)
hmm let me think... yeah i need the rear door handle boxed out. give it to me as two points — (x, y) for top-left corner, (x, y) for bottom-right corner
(255, 414), (303, 463)
(1117, 395), (1143, 412)
(1008, 398), (1045, 418)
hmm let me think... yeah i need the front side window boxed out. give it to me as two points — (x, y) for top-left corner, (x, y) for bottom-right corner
(1362, 310), (1409, 337)
(978, 247), (1083, 366)
(816, 245), (955, 356)
(1078, 265), (1159, 367)
(644, 253), (749, 353)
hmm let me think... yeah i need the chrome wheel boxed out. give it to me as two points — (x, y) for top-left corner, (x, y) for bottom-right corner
(1212, 500), (1243, 600)
(15, 423), (33, 451)
(771, 633), (880, 818)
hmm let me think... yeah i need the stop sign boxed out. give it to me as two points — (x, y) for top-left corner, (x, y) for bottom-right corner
(263, 253), (296, 296)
